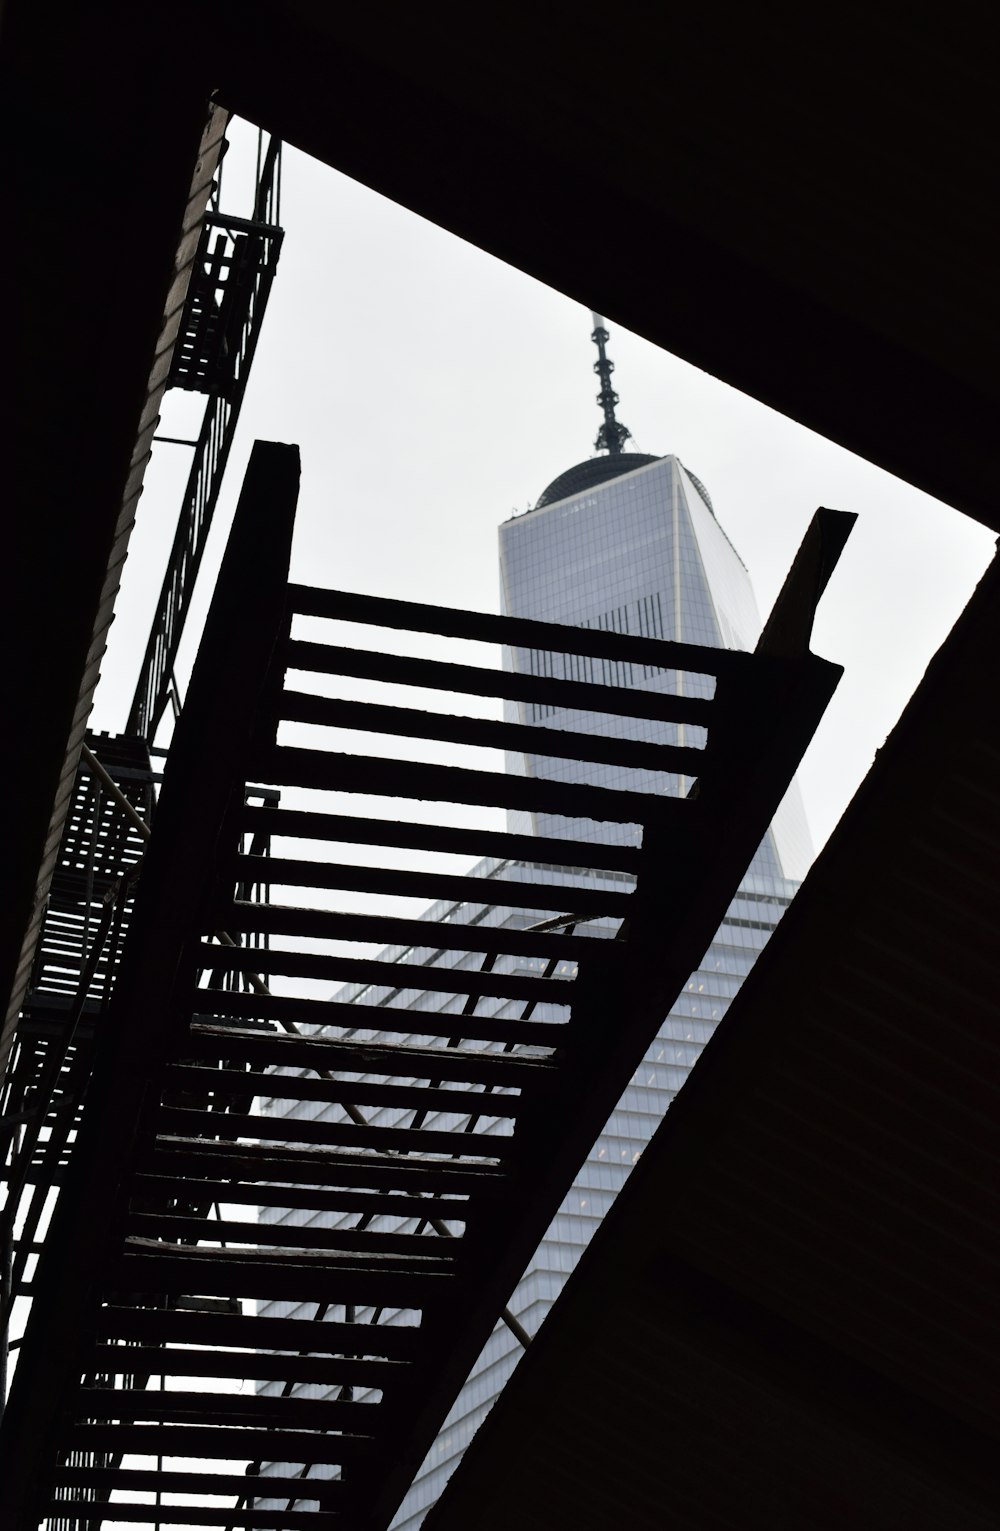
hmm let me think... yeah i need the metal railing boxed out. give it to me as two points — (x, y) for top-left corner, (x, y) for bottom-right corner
(127, 136), (284, 741)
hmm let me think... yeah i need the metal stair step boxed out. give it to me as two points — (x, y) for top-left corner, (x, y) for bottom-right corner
(78, 1385), (379, 1431)
(46, 1505), (339, 1529)
(185, 1023), (560, 1086)
(146, 1135), (509, 1194)
(164, 1062), (529, 1119)
(131, 1172), (475, 1225)
(187, 989), (569, 1048)
(65, 1421), (376, 1463)
(54, 1464), (343, 1507)
(117, 1238), (456, 1303)
(155, 1103), (514, 1160)
(127, 1212), (464, 1260)
(89, 1343), (409, 1388)
(94, 1305), (425, 1357)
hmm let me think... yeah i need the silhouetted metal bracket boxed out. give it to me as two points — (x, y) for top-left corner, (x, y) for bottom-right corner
(757, 506), (856, 657)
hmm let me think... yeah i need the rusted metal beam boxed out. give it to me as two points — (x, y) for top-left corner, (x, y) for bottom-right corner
(240, 802), (643, 873)
(280, 688), (705, 775)
(285, 637), (715, 723)
(288, 582), (752, 678)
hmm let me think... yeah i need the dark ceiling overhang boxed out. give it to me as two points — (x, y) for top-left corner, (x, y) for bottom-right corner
(3, 0), (995, 1032)
(0, 7), (221, 1053)
(424, 544), (1000, 1530)
(212, 3), (997, 530)
(2, 9), (997, 1523)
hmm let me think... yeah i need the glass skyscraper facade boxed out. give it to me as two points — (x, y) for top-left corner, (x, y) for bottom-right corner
(500, 452), (811, 878)
(258, 442), (811, 1525)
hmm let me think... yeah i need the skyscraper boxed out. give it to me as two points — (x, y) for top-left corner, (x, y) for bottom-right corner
(259, 318), (811, 1524)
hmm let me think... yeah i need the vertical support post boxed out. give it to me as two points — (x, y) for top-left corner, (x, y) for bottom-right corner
(0, 1214), (12, 1413)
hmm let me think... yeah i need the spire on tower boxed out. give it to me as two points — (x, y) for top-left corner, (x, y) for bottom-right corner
(590, 312), (632, 456)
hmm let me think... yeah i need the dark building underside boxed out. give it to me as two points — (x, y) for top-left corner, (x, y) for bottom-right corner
(2, 4), (998, 1527)
(424, 541), (1000, 1531)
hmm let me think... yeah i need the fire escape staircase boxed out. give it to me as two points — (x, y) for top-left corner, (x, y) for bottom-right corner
(127, 136), (284, 743)
(0, 738), (154, 1328)
(0, 444), (851, 1529)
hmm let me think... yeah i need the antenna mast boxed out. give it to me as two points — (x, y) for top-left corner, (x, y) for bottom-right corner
(590, 312), (632, 455)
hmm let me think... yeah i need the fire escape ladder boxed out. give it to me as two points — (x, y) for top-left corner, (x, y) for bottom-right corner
(0, 444), (849, 1530)
(127, 136), (284, 743)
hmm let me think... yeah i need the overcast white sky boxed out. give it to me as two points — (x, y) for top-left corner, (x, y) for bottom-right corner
(92, 125), (996, 860)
